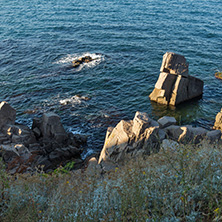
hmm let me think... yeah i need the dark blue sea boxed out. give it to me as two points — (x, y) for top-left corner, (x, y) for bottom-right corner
(1, 0), (222, 155)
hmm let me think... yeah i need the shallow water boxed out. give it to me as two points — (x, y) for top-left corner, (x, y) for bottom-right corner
(1, 0), (222, 153)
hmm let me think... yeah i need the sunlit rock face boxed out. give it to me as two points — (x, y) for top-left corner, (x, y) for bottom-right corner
(214, 109), (222, 132)
(98, 111), (160, 164)
(149, 52), (204, 106)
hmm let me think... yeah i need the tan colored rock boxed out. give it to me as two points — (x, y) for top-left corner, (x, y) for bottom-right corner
(149, 72), (177, 105)
(213, 109), (222, 131)
(160, 52), (189, 77)
(98, 120), (132, 164)
(98, 112), (160, 165)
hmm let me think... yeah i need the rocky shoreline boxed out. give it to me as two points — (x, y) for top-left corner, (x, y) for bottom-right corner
(0, 101), (221, 175)
(1, 52), (222, 175)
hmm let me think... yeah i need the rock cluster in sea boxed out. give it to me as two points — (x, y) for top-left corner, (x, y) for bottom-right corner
(0, 101), (86, 174)
(149, 52), (204, 106)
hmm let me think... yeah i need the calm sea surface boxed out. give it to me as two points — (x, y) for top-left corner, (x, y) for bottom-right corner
(1, 0), (222, 154)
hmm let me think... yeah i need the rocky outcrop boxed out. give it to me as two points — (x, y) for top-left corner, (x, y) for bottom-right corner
(98, 111), (221, 168)
(213, 109), (222, 131)
(0, 102), (87, 174)
(149, 52), (204, 106)
(98, 112), (160, 165)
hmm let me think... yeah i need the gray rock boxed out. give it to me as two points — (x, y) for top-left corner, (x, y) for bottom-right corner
(0, 102), (16, 129)
(0, 144), (19, 162)
(160, 52), (189, 77)
(158, 116), (177, 128)
(206, 130), (221, 142)
(164, 125), (183, 141)
(161, 139), (179, 152)
(132, 111), (150, 137)
(85, 157), (102, 177)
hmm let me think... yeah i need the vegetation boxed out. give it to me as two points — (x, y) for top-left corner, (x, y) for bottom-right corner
(1, 140), (222, 221)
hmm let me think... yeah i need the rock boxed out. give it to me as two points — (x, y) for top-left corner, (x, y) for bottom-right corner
(206, 130), (221, 142)
(98, 120), (132, 164)
(164, 125), (183, 141)
(160, 52), (189, 77)
(0, 101), (16, 129)
(72, 56), (95, 68)
(32, 112), (68, 144)
(161, 139), (179, 152)
(213, 109), (222, 131)
(149, 52), (204, 106)
(132, 111), (151, 137)
(149, 72), (177, 105)
(85, 157), (102, 177)
(98, 112), (160, 164)
(169, 75), (204, 106)
(2, 124), (36, 146)
(158, 129), (166, 141)
(0, 144), (19, 162)
(158, 116), (176, 128)
(164, 125), (208, 144)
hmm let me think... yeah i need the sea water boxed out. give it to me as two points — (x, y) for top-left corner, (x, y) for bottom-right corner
(1, 0), (222, 153)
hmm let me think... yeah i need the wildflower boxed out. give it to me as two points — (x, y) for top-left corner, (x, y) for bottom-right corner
(66, 181), (69, 184)
(39, 210), (42, 214)
(79, 190), (82, 193)
(115, 167), (118, 172)
(142, 171), (146, 175)
(214, 208), (220, 214)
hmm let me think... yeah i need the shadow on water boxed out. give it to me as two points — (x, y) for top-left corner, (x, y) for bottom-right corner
(150, 96), (214, 129)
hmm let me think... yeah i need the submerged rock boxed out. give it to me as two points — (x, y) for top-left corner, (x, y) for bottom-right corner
(72, 56), (95, 68)
(149, 52), (204, 106)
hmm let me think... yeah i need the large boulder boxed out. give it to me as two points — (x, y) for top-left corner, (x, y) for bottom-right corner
(98, 112), (160, 164)
(0, 102), (16, 129)
(149, 52), (204, 106)
(164, 125), (208, 144)
(32, 112), (68, 144)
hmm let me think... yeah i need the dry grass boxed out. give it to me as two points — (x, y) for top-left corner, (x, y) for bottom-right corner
(1, 140), (222, 221)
